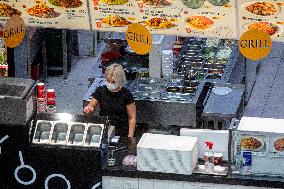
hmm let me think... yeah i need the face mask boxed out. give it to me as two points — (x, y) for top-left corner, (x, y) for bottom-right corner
(106, 81), (119, 91)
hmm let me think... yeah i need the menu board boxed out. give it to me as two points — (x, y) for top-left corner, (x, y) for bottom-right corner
(0, 0), (90, 30)
(89, 0), (238, 39)
(239, 0), (284, 41)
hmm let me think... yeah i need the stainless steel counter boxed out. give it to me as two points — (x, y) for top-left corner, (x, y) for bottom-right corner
(203, 83), (245, 118)
(83, 78), (210, 128)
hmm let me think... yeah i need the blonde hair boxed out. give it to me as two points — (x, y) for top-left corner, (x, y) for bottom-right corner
(105, 64), (126, 86)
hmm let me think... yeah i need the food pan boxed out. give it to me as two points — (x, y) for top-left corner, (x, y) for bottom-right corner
(50, 121), (70, 145)
(84, 124), (104, 147)
(208, 69), (224, 74)
(67, 123), (87, 146)
(33, 121), (53, 144)
(166, 86), (182, 93)
(203, 63), (226, 69)
(182, 87), (197, 94)
(184, 80), (200, 87)
(206, 74), (222, 80)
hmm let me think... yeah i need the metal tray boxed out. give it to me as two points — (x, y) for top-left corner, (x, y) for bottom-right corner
(33, 120), (53, 144)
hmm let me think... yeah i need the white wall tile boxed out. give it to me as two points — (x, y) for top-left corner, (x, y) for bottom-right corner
(139, 179), (154, 189)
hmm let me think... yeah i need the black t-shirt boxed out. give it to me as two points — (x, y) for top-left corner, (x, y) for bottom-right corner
(92, 86), (135, 136)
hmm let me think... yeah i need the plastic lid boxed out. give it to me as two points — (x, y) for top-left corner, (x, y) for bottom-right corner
(47, 89), (55, 92)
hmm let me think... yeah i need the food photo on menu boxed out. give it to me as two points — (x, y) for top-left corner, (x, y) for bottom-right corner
(240, 135), (266, 153)
(269, 136), (284, 156)
(27, 1), (60, 18)
(239, 0), (284, 40)
(180, 0), (237, 38)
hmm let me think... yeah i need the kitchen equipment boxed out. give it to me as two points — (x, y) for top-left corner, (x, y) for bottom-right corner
(137, 133), (198, 175)
(29, 113), (108, 188)
(0, 77), (37, 125)
(231, 117), (284, 177)
(202, 83), (244, 130)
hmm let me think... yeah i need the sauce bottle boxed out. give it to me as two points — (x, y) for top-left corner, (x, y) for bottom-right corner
(204, 141), (214, 173)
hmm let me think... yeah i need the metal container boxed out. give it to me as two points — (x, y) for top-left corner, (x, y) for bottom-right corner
(184, 80), (200, 87)
(33, 121), (53, 144)
(203, 63), (226, 69)
(206, 74), (222, 80)
(208, 69), (224, 75)
(50, 121), (69, 145)
(182, 86), (197, 94)
(67, 123), (87, 146)
(166, 86), (182, 93)
(84, 124), (104, 147)
(141, 91), (161, 100)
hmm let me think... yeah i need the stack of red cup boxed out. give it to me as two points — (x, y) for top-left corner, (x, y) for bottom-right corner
(37, 83), (46, 113)
(46, 89), (56, 113)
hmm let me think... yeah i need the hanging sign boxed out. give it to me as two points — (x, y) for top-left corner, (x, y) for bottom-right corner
(239, 29), (272, 61)
(126, 23), (152, 55)
(3, 15), (25, 48)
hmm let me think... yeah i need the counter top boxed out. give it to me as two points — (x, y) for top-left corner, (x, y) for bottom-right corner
(103, 139), (284, 188)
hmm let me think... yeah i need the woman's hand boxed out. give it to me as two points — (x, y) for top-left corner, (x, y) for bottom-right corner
(83, 105), (94, 114)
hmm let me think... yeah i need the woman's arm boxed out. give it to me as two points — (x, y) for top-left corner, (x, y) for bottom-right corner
(126, 102), (136, 137)
(83, 98), (98, 113)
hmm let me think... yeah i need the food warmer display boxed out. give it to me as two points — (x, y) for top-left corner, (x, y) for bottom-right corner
(230, 117), (284, 177)
(28, 113), (109, 188)
(175, 38), (243, 84)
(31, 113), (107, 148)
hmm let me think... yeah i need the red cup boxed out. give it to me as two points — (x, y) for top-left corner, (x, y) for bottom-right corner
(47, 89), (55, 98)
(37, 83), (45, 98)
(47, 89), (56, 106)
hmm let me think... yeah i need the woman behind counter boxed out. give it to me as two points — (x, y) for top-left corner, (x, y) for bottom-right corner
(84, 64), (137, 137)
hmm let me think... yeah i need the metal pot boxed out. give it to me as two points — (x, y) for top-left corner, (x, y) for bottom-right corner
(166, 86), (182, 93)
(208, 69), (224, 74)
(206, 74), (222, 79)
(182, 86), (196, 94)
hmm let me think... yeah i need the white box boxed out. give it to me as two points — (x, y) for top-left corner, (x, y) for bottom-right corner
(180, 129), (229, 161)
(137, 133), (198, 175)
